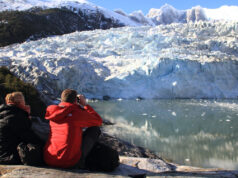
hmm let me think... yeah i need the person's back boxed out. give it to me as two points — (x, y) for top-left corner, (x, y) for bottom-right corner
(0, 92), (43, 164)
(44, 89), (102, 168)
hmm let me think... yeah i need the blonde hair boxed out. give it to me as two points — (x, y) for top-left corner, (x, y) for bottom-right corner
(5, 92), (25, 105)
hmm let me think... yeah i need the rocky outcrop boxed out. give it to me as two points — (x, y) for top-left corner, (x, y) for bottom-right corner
(1, 157), (238, 178)
(99, 133), (159, 159)
(0, 7), (124, 47)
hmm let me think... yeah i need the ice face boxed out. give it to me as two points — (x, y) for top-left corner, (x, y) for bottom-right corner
(0, 21), (238, 99)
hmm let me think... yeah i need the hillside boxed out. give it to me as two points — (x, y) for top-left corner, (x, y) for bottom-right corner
(0, 7), (124, 47)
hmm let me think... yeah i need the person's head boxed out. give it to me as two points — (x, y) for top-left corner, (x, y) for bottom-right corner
(61, 89), (77, 103)
(5, 92), (25, 106)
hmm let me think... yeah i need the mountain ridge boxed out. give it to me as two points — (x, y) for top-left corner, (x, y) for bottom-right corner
(1, 0), (237, 47)
(1, 0), (238, 25)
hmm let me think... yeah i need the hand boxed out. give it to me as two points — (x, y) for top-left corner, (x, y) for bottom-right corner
(77, 94), (87, 106)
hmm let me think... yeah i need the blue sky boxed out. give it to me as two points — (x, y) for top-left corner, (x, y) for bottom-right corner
(89, 0), (238, 14)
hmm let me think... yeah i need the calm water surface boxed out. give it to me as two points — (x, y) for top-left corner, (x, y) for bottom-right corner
(90, 99), (238, 169)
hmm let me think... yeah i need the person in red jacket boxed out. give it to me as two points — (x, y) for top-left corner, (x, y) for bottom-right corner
(44, 89), (103, 168)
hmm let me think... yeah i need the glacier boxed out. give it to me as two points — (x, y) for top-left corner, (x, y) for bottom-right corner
(0, 21), (238, 99)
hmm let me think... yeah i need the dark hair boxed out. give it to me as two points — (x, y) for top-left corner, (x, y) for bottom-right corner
(61, 89), (77, 103)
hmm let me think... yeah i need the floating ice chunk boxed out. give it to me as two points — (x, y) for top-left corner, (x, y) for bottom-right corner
(142, 113), (148, 116)
(185, 158), (190, 162)
(172, 81), (177, 86)
(152, 115), (157, 118)
(201, 112), (206, 117)
(172, 112), (177, 116)
(117, 98), (123, 101)
(90, 99), (98, 103)
(226, 119), (231, 122)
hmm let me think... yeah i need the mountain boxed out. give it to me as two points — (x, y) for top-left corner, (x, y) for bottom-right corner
(1, 1), (238, 47)
(1, 0), (238, 24)
(147, 4), (207, 25)
(1, 21), (237, 99)
(0, 7), (124, 47)
(0, 1), (238, 100)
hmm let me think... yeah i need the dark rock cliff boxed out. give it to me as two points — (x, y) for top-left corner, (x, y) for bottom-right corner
(0, 7), (124, 47)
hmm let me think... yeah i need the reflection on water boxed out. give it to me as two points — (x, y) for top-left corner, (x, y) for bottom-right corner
(90, 99), (238, 169)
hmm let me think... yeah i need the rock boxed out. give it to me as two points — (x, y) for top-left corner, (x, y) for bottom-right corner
(103, 95), (111, 101)
(118, 157), (238, 177)
(1, 157), (238, 178)
(102, 119), (115, 126)
(0, 165), (124, 178)
(99, 133), (160, 159)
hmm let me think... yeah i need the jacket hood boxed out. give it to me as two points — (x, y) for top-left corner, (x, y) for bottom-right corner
(45, 102), (78, 122)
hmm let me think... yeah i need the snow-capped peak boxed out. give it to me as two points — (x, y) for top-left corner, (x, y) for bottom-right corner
(147, 4), (184, 24)
(0, 0), (237, 26)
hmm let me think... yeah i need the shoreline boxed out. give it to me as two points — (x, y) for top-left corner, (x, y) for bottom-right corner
(29, 117), (238, 177)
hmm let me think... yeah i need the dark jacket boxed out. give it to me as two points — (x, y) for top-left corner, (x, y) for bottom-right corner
(0, 104), (43, 164)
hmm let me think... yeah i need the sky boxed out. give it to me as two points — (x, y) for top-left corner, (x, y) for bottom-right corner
(88, 0), (238, 14)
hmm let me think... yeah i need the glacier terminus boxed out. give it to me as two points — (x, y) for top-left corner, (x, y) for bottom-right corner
(0, 21), (238, 99)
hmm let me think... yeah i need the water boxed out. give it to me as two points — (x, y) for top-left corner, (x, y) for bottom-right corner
(89, 99), (238, 170)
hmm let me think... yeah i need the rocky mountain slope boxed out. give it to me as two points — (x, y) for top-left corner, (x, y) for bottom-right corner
(0, 7), (124, 47)
(1, 0), (237, 47)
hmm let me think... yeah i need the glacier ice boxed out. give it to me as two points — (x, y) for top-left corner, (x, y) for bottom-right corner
(0, 21), (238, 99)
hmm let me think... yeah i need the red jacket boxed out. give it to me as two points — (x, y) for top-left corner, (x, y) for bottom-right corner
(44, 102), (102, 168)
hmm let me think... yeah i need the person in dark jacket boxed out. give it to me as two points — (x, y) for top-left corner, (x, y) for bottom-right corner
(0, 92), (43, 165)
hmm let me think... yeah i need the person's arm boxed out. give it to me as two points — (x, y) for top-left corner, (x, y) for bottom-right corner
(73, 95), (103, 127)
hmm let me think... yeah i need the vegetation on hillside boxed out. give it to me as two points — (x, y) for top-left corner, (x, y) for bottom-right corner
(0, 66), (46, 118)
(0, 8), (123, 47)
